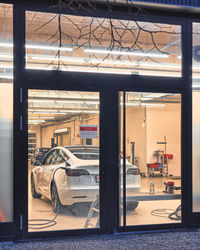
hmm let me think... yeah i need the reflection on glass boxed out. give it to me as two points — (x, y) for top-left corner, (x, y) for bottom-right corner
(192, 23), (200, 212)
(26, 11), (181, 77)
(0, 3), (13, 223)
(28, 90), (100, 231)
(120, 92), (181, 226)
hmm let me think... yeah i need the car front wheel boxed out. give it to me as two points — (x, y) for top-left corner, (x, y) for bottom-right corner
(51, 183), (62, 214)
(31, 174), (41, 198)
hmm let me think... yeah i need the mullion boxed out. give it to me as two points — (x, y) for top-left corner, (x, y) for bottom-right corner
(123, 91), (126, 228)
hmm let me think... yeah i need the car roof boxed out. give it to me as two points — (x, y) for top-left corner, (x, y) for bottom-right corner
(64, 145), (99, 150)
(38, 147), (51, 150)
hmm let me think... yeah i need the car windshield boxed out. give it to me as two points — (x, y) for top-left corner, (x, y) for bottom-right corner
(66, 148), (99, 160)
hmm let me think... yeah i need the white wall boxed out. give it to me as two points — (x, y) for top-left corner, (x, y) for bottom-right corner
(146, 103), (181, 176)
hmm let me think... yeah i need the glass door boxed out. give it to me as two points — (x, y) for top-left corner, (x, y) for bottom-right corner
(28, 89), (101, 232)
(119, 91), (182, 227)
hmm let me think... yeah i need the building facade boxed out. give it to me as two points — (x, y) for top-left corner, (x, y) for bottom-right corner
(0, 0), (200, 241)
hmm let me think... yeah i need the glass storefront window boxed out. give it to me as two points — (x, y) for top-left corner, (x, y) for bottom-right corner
(26, 11), (181, 77)
(120, 92), (181, 226)
(192, 23), (200, 212)
(28, 90), (100, 231)
(0, 3), (13, 222)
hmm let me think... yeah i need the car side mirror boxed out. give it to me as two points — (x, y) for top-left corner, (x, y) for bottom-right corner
(65, 161), (71, 167)
(34, 160), (41, 166)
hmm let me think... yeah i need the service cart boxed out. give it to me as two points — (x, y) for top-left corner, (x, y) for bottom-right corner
(147, 150), (173, 177)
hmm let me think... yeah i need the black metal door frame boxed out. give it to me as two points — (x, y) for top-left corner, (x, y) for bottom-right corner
(17, 81), (111, 240)
(12, 2), (194, 240)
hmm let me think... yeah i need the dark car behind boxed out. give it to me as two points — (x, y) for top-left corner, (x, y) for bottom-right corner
(31, 147), (50, 165)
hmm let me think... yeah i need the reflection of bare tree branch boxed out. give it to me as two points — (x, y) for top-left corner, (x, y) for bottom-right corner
(27, 0), (181, 73)
(34, 14), (57, 32)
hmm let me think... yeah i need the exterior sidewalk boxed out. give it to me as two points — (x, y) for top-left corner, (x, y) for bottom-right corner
(1, 230), (200, 250)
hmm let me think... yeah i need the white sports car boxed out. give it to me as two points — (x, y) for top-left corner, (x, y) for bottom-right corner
(31, 146), (141, 214)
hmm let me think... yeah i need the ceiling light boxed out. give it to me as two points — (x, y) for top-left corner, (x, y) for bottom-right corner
(28, 99), (55, 103)
(83, 111), (99, 114)
(0, 74), (13, 79)
(0, 42), (72, 52)
(125, 103), (140, 107)
(29, 109), (60, 112)
(60, 68), (133, 75)
(26, 44), (72, 52)
(0, 54), (13, 59)
(26, 65), (132, 74)
(29, 120), (45, 123)
(56, 100), (85, 104)
(28, 110), (99, 114)
(84, 48), (169, 58)
(141, 103), (165, 107)
(28, 116), (55, 119)
(0, 42), (12, 48)
(55, 100), (99, 104)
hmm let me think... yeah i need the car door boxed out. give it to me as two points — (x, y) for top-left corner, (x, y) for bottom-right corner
(36, 149), (56, 197)
(42, 149), (68, 198)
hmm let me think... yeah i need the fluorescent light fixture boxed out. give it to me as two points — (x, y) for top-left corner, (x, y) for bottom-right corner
(26, 44), (72, 52)
(0, 42), (13, 48)
(0, 54), (13, 59)
(28, 110), (99, 114)
(28, 99), (55, 103)
(0, 42), (72, 52)
(29, 109), (60, 112)
(29, 120), (45, 123)
(83, 111), (99, 114)
(84, 48), (169, 58)
(0, 74), (13, 79)
(139, 72), (181, 77)
(55, 100), (85, 104)
(27, 65), (132, 74)
(27, 55), (78, 62)
(125, 103), (140, 107)
(54, 128), (68, 133)
(56, 100), (99, 104)
(141, 103), (165, 107)
(61, 68), (132, 75)
(29, 116), (55, 119)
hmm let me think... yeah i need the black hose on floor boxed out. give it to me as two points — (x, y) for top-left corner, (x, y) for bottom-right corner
(168, 205), (181, 221)
(151, 205), (181, 221)
(28, 214), (58, 230)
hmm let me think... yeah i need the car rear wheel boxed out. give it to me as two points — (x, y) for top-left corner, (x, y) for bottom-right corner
(31, 174), (41, 198)
(70, 203), (91, 217)
(51, 183), (62, 214)
(126, 201), (139, 211)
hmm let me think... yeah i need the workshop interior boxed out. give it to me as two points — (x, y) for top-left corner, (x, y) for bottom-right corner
(27, 89), (181, 231)
(1, 2), (200, 237)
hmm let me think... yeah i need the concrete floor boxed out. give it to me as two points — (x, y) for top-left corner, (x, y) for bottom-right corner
(28, 162), (181, 232)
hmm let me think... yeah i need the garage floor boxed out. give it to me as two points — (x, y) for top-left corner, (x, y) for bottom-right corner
(28, 163), (181, 232)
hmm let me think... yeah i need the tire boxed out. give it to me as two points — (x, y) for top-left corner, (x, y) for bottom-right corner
(31, 174), (41, 198)
(126, 201), (139, 211)
(51, 182), (62, 214)
(70, 203), (91, 217)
